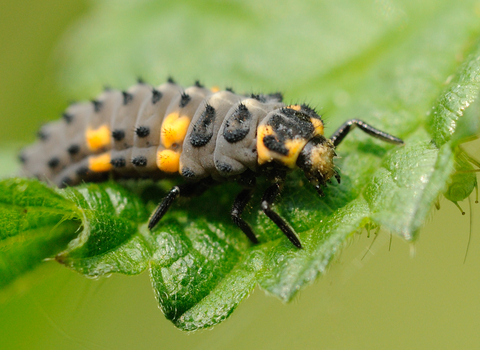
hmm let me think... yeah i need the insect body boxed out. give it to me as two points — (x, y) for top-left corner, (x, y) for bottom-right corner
(20, 79), (404, 248)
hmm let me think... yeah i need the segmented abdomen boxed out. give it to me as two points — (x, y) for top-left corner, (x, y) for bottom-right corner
(20, 80), (285, 186)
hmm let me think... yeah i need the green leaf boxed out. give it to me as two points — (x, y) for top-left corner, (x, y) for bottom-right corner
(0, 179), (150, 288)
(430, 46), (480, 147)
(0, 179), (80, 289)
(6, 0), (480, 331)
(55, 182), (150, 276)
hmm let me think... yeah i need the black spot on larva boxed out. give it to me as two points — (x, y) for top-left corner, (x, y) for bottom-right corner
(137, 77), (145, 84)
(76, 166), (89, 176)
(135, 126), (150, 138)
(122, 91), (133, 105)
(62, 112), (74, 124)
(37, 129), (48, 141)
(283, 104), (321, 122)
(190, 104), (216, 147)
(181, 167), (196, 178)
(60, 176), (73, 187)
(151, 89), (162, 104)
(18, 153), (26, 163)
(179, 92), (191, 108)
(111, 157), (126, 168)
(132, 156), (147, 167)
(215, 161), (233, 174)
(103, 85), (112, 91)
(263, 135), (289, 156)
(91, 99), (103, 113)
(250, 94), (268, 103)
(112, 129), (125, 141)
(194, 80), (204, 88)
(223, 103), (251, 143)
(269, 113), (314, 140)
(281, 107), (300, 119)
(47, 157), (60, 168)
(268, 92), (283, 102)
(226, 87), (234, 93)
(300, 104), (318, 116)
(167, 77), (176, 84)
(67, 144), (80, 155)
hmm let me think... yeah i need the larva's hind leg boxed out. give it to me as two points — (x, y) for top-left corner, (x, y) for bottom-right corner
(148, 180), (211, 230)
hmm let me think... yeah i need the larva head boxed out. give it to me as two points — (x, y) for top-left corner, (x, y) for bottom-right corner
(256, 104), (326, 169)
(296, 135), (337, 195)
(255, 104), (338, 193)
(255, 103), (337, 193)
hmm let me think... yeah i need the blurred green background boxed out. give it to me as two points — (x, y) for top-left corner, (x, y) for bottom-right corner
(1, 0), (480, 349)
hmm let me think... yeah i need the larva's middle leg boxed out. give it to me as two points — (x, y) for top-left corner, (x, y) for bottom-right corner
(231, 188), (258, 244)
(261, 183), (302, 249)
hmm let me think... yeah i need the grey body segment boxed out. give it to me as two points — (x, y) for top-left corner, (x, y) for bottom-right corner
(53, 157), (102, 186)
(156, 85), (212, 155)
(111, 83), (152, 151)
(131, 82), (179, 174)
(132, 82), (178, 149)
(130, 146), (161, 175)
(63, 102), (96, 164)
(18, 143), (45, 179)
(89, 89), (123, 131)
(214, 98), (284, 177)
(36, 122), (70, 180)
(180, 91), (242, 181)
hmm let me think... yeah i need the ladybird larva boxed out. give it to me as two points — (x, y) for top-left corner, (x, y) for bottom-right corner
(20, 79), (404, 248)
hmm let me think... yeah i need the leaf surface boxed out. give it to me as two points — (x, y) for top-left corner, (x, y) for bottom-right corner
(4, 0), (480, 330)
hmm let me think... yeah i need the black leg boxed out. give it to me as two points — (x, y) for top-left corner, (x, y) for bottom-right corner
(148, 181), (211, 230)
(231, 188), (258, 244)
(261, 183), (302, 249)
(329, 119), (404, 147)
(148, 186), (181, 230)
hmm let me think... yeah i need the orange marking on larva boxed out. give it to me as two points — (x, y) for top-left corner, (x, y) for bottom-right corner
(88, 152), (112, 172)
(257, 124), (308, 168)
(256, 125), (275, 165)
(86, 125), (111, 152)
(156, 149), (180, 173)
(210, 86), (220, 93)
(160, 112), (191, 149)
(287, 104), (302, 111)
(283, 138), (308, 168)
(310, 118), (324, 136)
